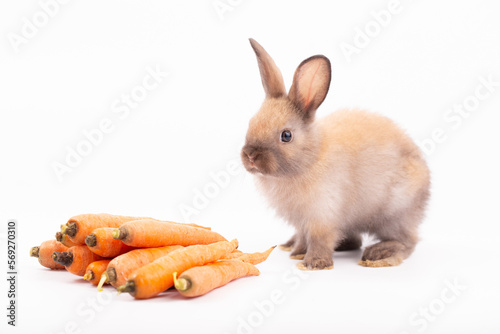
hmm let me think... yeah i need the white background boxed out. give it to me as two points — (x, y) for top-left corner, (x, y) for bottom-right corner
(1, 0), (500, 333)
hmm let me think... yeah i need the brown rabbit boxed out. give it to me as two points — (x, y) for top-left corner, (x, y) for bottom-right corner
(241, 39), (430, 270)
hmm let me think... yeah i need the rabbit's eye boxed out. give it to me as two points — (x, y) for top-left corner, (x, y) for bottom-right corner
(281, 130), (292, 143)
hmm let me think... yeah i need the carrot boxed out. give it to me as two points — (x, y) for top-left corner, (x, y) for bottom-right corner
(179, 222), (211, 230)
(173, 259), (260, 297)
(97, 245), (183, 291)
(55, 231), (80, 247)
(157, 220), (212, 231)
(222, 252), (249, 260)
(117, 239), (238, 299)
(231, 246), (276, 265)
(218, 249), (243, 259)
(30, 240), (68, 269)
(83, 259), (112, 285)
(63, 214), (151, 244)
(85, 228), (135, 257)
(52, 245), (104, 276)
(112, 219), (226, 247)
(63, 214), (210, 244)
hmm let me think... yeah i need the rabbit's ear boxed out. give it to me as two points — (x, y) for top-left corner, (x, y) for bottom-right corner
(249, 38), (286, 98)
(288, 55), (331, 121)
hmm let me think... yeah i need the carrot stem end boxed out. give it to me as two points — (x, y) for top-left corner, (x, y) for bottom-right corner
(117, 281), (135, 295)
(83, 271), (94, 281)
(173, 272), (190, 292)
(65, 222), (77, 237)
(30, 246), (40, 258)
(111, 229), (124, 240)
(85, 234), (97, 247)
(52, 251), (73, 266)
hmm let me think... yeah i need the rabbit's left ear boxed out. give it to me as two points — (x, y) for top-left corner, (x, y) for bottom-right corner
(288, 55), (331, 121)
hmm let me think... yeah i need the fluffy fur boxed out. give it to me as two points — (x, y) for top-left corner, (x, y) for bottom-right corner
(241, 39), (430, 270)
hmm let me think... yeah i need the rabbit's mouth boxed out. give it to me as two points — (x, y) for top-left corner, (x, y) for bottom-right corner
(244, 159), (261, 174)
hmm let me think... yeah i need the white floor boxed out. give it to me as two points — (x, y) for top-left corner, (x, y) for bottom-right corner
(1, 218), (497, 334)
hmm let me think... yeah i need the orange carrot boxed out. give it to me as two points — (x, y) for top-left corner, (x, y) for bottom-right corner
(55, 232), (81, 247)
(219, 249), (243, 259)
(85, 228), (135, 257)
(63, 214), (151, 244)
(97, 245), (183, 290)
(222, 252), (248, 260)
(63, 214), (210, 244)
(221, 246), (275, 264)
(112, 219), (226, 247)
(235, 246), (276, 264)
(117, 239), (238, 299)
(52, 245), (104, 276)
(83, 259), (112, 285)
(158, 220), (212, 231)
(30, 240), (68, 269)
(173, 259), (260, 297)
(177, 221), (211, 230)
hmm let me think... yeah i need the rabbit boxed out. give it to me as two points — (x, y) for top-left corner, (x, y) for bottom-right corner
(241, 38), (430, 270)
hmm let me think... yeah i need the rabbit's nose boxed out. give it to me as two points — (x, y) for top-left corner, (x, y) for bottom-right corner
(242, 146), (260, 163)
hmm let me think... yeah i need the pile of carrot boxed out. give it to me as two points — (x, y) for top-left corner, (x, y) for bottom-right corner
(30, 213), (274, 298)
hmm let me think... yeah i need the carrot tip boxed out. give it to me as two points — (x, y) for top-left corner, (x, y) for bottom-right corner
(30, 246), (40, 258)
(97, 273), (108, 292)
(60, 224), (67, 233)
(173, 272), (190, 292)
